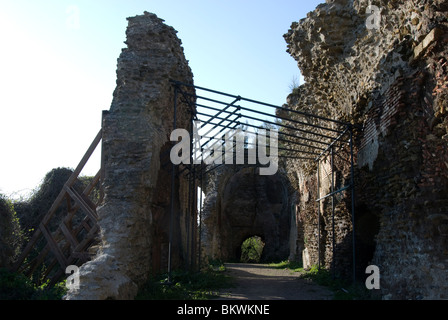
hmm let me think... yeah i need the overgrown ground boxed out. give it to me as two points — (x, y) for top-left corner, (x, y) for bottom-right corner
(135, 262), (235, 300)
(269, 261), (381, 300)
(0, 268), (67, 300)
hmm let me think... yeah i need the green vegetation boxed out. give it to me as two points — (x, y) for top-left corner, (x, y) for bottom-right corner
(301, 265), (378, 300)
(269, 260), (303, 271)
(135, 268), (234, 300)
(5, 168), (100, 286)
(0, 194), (25, 268)
(289, 75), (301, 95)
(14, 167), (99, 239)
(0, 268), (67, 300)
(240, 236), (265, 263)
(269, 261), (379, 300)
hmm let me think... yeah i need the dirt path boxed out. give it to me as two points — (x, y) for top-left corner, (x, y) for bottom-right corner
(216, 263), (334, 300)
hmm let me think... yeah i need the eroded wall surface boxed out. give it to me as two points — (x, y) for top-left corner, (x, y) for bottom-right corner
(284, 0), (448, 299)
(201, 166), (295, 263)
(66, 12), (194, 300)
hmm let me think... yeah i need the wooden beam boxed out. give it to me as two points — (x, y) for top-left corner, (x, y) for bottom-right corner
(64, 185), (98, 222)
(60, 221), (79, 249)
(14, 129), (102, 278)
(39, 223), (67, 270)
(66, 129), (102, 188)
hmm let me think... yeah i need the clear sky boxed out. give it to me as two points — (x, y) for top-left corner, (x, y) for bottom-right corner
(0, 0), (323, 199)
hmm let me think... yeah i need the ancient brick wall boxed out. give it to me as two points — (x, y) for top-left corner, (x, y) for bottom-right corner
(66, 12), (194, 300)
(284, 0), (448, 299)
(201, 165), (295, 264)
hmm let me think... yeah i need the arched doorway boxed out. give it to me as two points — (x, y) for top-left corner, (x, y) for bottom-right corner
(202, 166), (293, 263)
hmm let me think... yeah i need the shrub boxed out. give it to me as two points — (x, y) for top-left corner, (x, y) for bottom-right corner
(0, 268), (67, 300)
(135, 269), (234, 300)
(240, 236), (265, 263)
(0, 194), (24, 268)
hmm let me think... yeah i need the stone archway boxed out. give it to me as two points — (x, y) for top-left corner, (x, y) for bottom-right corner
(201, 166), (293, 263)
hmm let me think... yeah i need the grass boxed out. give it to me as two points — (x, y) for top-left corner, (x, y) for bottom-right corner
(269, 261), (380, 300)
(135, 265), (234, 300)
(0, 268), (67, 300)
(269, 260), (303, 272)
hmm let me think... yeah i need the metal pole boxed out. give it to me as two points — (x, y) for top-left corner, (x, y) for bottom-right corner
(317, 159), (321, 269)
(167, 85), (178, 283)
(198, 167), (203, 270)
(349, 126), (356, 284)
(186, 174), (191, 271)
(190, 165), (196, 271)
(331, 147), (335, 279)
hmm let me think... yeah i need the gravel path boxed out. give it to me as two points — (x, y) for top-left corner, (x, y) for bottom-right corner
(216, 263), (334, 300)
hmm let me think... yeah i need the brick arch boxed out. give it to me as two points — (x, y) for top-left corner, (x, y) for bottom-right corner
(202, 166), (293, 263)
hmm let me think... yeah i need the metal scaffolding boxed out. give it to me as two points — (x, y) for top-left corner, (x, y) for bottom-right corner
(167, 80), (359, 283)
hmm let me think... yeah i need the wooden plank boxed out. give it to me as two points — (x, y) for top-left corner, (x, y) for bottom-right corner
(68, 224), (99, 261)
(81, 220), (92, 232)
(41, 188), (69, 226)
(80, 191), (98, 213)
(14, 130), (102, 277)
(84, 169), (101, 197)
(64, 185), (98, 222)
(60, 221), (79, 249)
(66, 128), (102, 188)
(39, 223), (67, 269)
(42, 130), (101, 226)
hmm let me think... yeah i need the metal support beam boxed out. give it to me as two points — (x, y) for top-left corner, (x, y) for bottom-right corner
(168, 80), (361, 285)
(331, 146), (335, 280)
(317, 159), (321, 269)
(349, 127), (356, 284)
(167, 85), (178, 284)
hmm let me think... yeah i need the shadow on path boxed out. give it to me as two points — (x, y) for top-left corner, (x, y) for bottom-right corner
(216, 263), (334, 300)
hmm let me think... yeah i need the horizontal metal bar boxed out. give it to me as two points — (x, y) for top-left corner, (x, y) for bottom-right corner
(315, 185), (351, 202)
(195, 105), (333, 148)
(191, 93), (338, 141)
(240, 112), (335, 141)
(236, 104), (343, 135)
(170, 80), (351, 126)
(239, 118), (330, 147)
(315, 127), (351, 161)
(192, 134), (320, 157)
(195, 102), (239, 116)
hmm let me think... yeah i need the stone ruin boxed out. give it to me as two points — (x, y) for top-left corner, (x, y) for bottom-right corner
(200, 165), (296, 263)
(66, 12), (195, 299)
(284, 0), (448, 299)
(64, 0), (448, 300)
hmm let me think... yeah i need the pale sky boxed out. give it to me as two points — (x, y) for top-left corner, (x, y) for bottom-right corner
(0, 0), (322, 199)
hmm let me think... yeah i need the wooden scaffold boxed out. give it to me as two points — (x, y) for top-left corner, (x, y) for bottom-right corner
(13, 129), (103, 286)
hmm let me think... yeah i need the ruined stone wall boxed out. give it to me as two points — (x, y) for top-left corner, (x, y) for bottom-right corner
(201, 165), (295, 264)
(66, 12), (194, 300)
(284, 0), (448, 299)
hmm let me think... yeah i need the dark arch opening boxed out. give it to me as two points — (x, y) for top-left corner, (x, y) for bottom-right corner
(219, 167), (291, 263)
(354, 203), (380, 278)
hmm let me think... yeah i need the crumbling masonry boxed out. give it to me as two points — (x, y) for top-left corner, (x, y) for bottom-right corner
(66, 12), (195, 299)
(284, 0), (448, 299)
(65, 0), (448, 300)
